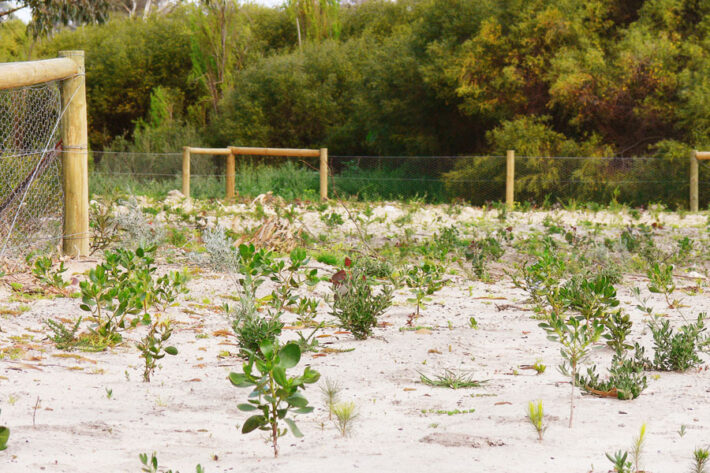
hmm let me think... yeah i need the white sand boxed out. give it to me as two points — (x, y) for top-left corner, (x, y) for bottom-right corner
(1, 203), (709, 472)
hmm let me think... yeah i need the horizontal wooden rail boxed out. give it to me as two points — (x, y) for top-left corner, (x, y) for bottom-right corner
(695, 151), (710, 161)
(182, 145), (328, 200)
(0, 58), (79, 90)
(229, 146), (320, 158)
(186, 147), (231, 156)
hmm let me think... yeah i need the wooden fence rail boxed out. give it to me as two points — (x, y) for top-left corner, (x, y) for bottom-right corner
(181, 146), (328, 201)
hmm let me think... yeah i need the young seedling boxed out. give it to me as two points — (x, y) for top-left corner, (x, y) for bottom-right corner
(419, 369), (485, 389)
(320, 377), (341, 420)
(139, 452), (204, 473)
(692, 447), (710, 473)
(526, 400), (546, 441)
(404, 262), (446, 320)
(606, 450), (632, 473)
(32, 256), (68, 290)
(332, 401), (358, 437)
(229, 341), (320, 457)
(630, 423), (646, 473)
(136, 319), (178, 382)
(539, 312), (603, 427)
(647, 263), (678, 309)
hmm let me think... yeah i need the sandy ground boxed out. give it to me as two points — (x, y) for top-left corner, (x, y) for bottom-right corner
(1, 202), (709, 473)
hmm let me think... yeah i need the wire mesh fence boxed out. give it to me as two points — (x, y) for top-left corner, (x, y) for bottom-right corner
(0, 81), (64, 259)
(88, 151), (710, 208)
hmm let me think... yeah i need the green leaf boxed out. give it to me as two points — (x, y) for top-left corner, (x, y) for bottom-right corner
(286, 392), (308, 408)
(273, 366), (288, 388)
(237, 403), (258, 412)
(259, 340), (275, 360)
(164, 346), (178, 356)
(278, 343), (301, 369)
(242, 415), (266, 434)
(294, 406), (314, 414)
(0, 426), (8, 451)
(302, 366), (321, 384)
(229, 372), (252, 388)
(284, 418), (303, 438)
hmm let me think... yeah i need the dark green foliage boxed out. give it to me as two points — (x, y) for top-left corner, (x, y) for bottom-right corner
(576, 354), (648, 401)
(330, 267), (393, 339)
(560, 274), (619, 322)
(648, 314), (709, 372)
(232, 311), (284, 360)
(32, 256), (68, 289)
(604, 311), (633, 356)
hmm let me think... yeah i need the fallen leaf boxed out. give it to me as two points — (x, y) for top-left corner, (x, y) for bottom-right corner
(428, 349), (442, 354)
(416, 328), (432, 335)
(494, 402), (512, 406)
(403, 388), (416, 392)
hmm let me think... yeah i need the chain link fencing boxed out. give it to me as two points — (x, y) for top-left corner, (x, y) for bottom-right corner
(0, 81), (64, 260)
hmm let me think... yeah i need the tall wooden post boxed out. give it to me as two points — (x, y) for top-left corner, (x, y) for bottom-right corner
(59, 51), (89, 257)
(690, 150), (699, 212)
(226, 151), (235, 200)
(320, 148), (328, 200)
(506, 149), (515, 210)
(182, 146), (190, 199)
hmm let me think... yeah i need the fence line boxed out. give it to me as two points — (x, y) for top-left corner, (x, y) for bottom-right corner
(81, 149), (710, 208)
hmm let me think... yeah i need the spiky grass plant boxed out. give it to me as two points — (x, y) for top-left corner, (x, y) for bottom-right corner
(630, 423), (646, 473)
(320, 377), (341, 420)
(332, 401), (358, 437)
(526, 400), (546, 441)
(419, 369), (485, 389)
(692, 447), (710, 473)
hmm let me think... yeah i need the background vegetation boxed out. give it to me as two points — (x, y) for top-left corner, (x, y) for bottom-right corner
(2, 0), (710, 206)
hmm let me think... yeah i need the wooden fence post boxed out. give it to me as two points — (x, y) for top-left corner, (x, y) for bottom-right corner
(226, 151), (235, 200)
(690, 150), (698, 212)
(320, 148), (328, 200)
(506, 149), (515, 210)
(182, 146), (190, 199)
(59, 51), (89, 257)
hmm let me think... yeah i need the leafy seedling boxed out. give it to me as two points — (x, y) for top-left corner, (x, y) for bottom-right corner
(539, 312), (603, 427)
(332, 401), (358, 437)
(136, 319), (178, 382)
(229, 341), (320, 457)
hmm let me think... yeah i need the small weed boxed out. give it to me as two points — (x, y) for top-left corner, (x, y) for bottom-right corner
(526, 400), (546, 441)
(692, 448), (710, 473)
(419, 369), (486, 389)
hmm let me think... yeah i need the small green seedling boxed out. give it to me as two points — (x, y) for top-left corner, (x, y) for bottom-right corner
(692, 448), (709, 473)
(139, 452), (204, 473)
(320, 377), (341, 420)
(606, 450), (632, 473)
(405, 262), (446, 319)
(526, 400), (546, 441)
(136, 319), (178, 382)
(539, 312), (603, 428)
(332, 401), (358, 437)
(32, 256), (68, 290)
(229, 341), (320, 457)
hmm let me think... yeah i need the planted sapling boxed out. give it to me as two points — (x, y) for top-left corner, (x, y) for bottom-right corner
(229, 341), (320, 457)
(136, 319), (178, 382)
(330, 265), (393, 339)
(539, 312), (603, 427)
(405, 262), (446, 320)
(419, 369), (485, 389)
(692, 447), (710, 473)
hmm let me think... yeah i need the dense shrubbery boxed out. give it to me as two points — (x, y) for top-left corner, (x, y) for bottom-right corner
(3, 0), (710, 205)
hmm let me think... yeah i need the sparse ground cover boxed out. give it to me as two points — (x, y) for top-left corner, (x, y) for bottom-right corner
(1, 192), (709, 472)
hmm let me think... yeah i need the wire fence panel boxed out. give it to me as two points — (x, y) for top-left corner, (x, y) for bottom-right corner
(89, 151), (710, 208)
(0, 82), (64, 259)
